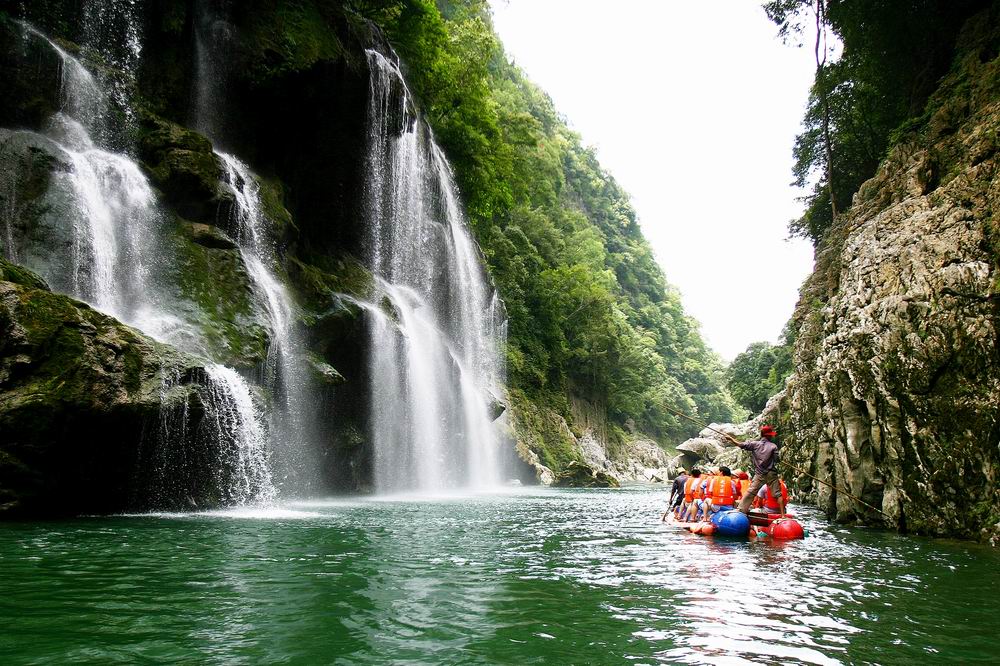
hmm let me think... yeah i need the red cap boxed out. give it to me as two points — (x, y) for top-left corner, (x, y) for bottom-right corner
(761, 425), (777, 437)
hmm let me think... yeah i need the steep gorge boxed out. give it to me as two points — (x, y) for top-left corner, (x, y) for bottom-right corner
(767, 5), (1000, 542)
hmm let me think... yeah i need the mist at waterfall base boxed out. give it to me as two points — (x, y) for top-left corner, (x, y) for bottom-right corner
(3, 488), (998, 664)
(3, 14), (508, 506)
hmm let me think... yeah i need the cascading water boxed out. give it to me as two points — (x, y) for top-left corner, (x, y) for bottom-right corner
(217, 152), (318, 493)
(190, 0), (319, 495)
(363, 49), (507, 493)
(203, 364), (276, 505)
(4, 21), (275, 506)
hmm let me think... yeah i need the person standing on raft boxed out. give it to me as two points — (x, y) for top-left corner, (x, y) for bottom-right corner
(661, 468), (688, 521)
(723, 424), (786, 516)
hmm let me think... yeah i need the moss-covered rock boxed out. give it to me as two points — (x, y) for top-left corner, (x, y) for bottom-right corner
(136, 111), (233, 224)
(187, 222), (238, 250)
(553, 461), (620, 489)
(0, 278), (219, 516)
(307, 353), (346, 386)
(170, 222), (269, 369)
(506, 388), (580, 474)
(0, 257), (48, 291)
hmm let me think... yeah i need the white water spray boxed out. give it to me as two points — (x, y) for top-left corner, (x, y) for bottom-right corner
(363, 49), (506, 493)
(218, 152), (316, 492)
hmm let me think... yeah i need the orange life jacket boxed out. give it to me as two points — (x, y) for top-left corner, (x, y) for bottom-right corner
(737, 478), (750, 498)
(696, 476), (711, 500)
(764, 480), (789, 511)
(709, 475), (735, 506)
(684, 476), (702, 502)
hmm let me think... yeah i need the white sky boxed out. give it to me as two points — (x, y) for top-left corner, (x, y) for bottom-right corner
(489, 0), (817, 361)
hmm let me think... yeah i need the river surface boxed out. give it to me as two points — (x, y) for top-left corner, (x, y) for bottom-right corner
(1, 486), (998, 664)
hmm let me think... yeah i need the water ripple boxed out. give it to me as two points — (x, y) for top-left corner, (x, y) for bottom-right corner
(2, 487), (999, 664)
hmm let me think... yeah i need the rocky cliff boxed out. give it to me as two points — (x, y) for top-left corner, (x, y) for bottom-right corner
(768, 7), (1000, 542)
(0, 260), (231, 515)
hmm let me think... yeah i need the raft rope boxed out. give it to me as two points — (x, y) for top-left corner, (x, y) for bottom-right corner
(661, 404), (888, 517)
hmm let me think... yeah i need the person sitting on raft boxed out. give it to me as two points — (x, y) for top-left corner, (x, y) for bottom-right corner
(661, 468), (688, 522)
(678, 469), (703, 522)
(734, 470), (750, 499)
(754, 477), (790, 513)
(699, 466), (739, 519)
(722, 424), (786, 517)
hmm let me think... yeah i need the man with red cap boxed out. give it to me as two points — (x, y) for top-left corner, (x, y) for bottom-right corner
(724, 424), (785, 516)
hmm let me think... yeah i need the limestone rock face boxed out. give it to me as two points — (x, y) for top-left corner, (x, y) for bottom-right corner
(507, 393), (674, 487)
(770, 16), (1000, 542)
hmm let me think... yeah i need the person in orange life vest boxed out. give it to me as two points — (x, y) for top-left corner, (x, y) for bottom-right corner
(691, 469), (717, 521)
(726, 424), (786, 516)
(700, 466), (739, 518)
(734, 470), (750, 498)
(731, 469), (758, 508)
(680, 469), (704, 522)
(756, 479), (790, 512)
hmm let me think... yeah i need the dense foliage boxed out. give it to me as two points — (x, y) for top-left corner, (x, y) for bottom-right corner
(765, 0), (991, 244)
(351, 0), (738, 444)
(725, 338), (793, 414)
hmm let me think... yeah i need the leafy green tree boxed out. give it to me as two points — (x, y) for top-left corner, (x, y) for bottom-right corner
(726, 340), (793, 414)
(764, 0), (989, 244)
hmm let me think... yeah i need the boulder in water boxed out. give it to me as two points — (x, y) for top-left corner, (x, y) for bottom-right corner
(676, 437), (724, 461)
(0, 258), (48, 291)
(553, 461), (621, 488)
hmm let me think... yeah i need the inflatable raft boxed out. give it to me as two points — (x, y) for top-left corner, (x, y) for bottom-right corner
(666, 510), (805, 540)
(750, 512), (805, 540)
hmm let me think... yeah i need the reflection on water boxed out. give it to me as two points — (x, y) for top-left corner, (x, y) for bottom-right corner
(1, 487), (999, 664)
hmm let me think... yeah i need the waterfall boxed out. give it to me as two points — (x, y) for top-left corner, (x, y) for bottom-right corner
(7, 22), (276, 507)
(188, 0), (318, 494)
(217, 152), (317, 494)
(204, 364), (276, 505)
(363, 49), (507, 493)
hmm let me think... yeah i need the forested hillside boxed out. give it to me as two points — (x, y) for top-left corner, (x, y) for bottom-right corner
(352, 0), (739, 467)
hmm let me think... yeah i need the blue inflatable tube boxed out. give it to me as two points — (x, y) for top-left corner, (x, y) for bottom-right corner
(712, 510), (750, 537)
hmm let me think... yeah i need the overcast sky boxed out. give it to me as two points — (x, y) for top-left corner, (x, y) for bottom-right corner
(489, 0), (817, 361)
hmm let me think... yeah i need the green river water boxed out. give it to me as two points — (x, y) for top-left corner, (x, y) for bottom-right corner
(1, 486), (998, 665)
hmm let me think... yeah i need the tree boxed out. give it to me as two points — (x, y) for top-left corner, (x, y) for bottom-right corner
(764, 0), (990, 244)
(726, 341), (792, 414)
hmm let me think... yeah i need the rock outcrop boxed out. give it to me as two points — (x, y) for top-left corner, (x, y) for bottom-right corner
(769, 10), (1000, 542)
(506, 392), (674, 486)
(0, 267), (218, 516)
(553, 461), (621, 489)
